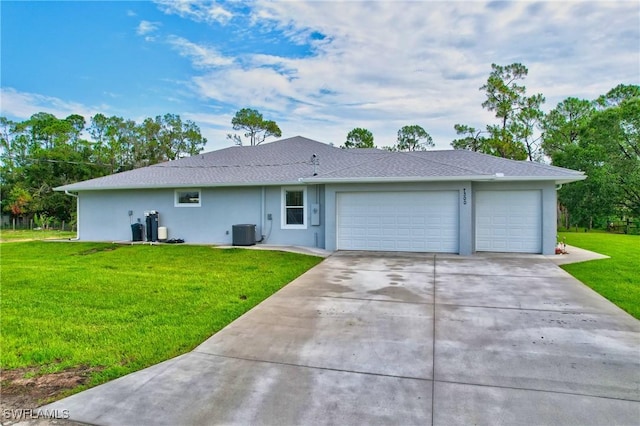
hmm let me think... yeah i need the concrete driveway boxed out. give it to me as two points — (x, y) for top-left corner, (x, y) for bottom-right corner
(46, 252), (640, 425)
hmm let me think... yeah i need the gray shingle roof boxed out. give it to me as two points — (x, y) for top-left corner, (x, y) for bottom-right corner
(55, 136), (585, 191)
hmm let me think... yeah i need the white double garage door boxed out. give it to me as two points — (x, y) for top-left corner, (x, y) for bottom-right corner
(336, 190), (542, 254)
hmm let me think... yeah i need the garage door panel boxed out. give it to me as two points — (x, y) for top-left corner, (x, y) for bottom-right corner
(475, 190), (542, 253)
(381, 217), (395, 226)
(337, 191), (459, 253)
(396, 216), (410, 225)
(365, 218), (381, 227)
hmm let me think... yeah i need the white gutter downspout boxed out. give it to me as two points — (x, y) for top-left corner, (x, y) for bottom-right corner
(260, 186), (266, 242)
(64, 190), (80, 240)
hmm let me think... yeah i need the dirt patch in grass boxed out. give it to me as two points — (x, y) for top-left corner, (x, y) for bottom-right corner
(1, 243), (323, 424)
(1, 366), (99, 424)
(75, 246), (119, 256)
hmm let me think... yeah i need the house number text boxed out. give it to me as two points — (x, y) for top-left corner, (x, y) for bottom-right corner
(463, 188), (467, 205)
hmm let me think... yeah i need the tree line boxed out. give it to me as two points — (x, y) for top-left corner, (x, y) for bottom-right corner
(337, 64), (639, 231)
(1, 63), (638, 232)
(1, 112), (207, 226)
(542, 86), (639, 229)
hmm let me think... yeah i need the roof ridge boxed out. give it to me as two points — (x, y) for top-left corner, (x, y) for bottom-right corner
(157, 160), (309, 169)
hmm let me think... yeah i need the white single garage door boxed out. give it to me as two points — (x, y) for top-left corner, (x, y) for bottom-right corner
(475, 190), (542, 253)
(337, 191), (459, 253)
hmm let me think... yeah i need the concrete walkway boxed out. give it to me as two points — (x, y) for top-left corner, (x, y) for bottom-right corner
(44, 252), (640, 425)
(545, 244), (610, 265)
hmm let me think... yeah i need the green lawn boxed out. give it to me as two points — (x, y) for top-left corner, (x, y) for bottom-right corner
(0, 229), (77, 242)
(1, 242), (322, 393)
(558, 232), (640, 319)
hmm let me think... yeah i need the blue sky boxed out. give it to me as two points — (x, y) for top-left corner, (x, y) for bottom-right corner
(1, 0), (639, 151)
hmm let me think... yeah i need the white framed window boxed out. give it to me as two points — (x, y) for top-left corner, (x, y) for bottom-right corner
(281, 187), (307, 229)
(174, 189), (201, 207)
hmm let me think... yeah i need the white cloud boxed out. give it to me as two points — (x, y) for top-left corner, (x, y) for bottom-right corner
(103, 91), (122, 99)
(167, 36), (235, 68)
(179, 111), (233, 150)
(10, 1), (635, 154)
(137, 20), (161, 37)
(0, 88), (108, 121)
(154, 0), (233, 25)
(173, 2), (495, 147)
(174, 1), (638, 149)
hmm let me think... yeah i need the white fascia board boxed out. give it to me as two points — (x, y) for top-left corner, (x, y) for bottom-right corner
(53, 174), (586, 192)
(53, 181), (306, 192)
(490, 175), (587, 184)
(300, 175), (494, 184)
(301, 175), (587, 184)
(300, 175), (586, 184)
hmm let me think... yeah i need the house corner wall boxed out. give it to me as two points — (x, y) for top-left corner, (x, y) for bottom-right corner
(458, 184), (473, 256)
(542, 183), (558, 255)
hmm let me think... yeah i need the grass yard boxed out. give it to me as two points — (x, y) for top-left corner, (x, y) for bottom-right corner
(0, 229), (77, 242)
(559, 232), (640, 319)
(0, 242), (322, 405)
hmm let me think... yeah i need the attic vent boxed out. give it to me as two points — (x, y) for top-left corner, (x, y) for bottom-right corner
(310, 154), (319, 176)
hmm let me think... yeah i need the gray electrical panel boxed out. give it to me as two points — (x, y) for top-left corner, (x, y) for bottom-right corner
(311, 203), (320, 226)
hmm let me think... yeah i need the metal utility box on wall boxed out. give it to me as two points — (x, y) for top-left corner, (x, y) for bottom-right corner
(131, 223), (144, 242)
(232, 224), (256, 246)
(311, 203), (320, 226)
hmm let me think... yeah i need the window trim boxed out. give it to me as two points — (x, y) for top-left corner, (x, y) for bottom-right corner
(174, 189), (201, 207)
(281, 186), (307, 229)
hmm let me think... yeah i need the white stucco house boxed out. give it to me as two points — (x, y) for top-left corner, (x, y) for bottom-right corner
(55, 136), (585, 255)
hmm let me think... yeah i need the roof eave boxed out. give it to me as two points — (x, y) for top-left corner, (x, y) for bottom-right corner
(489, 175), (587, 184)
(300, 174), (587, 184)
(300, 176), (494, 184)
(54, 180), (308, 192)
(55, 174), (587, 191)
(553, 175), (588, 184)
